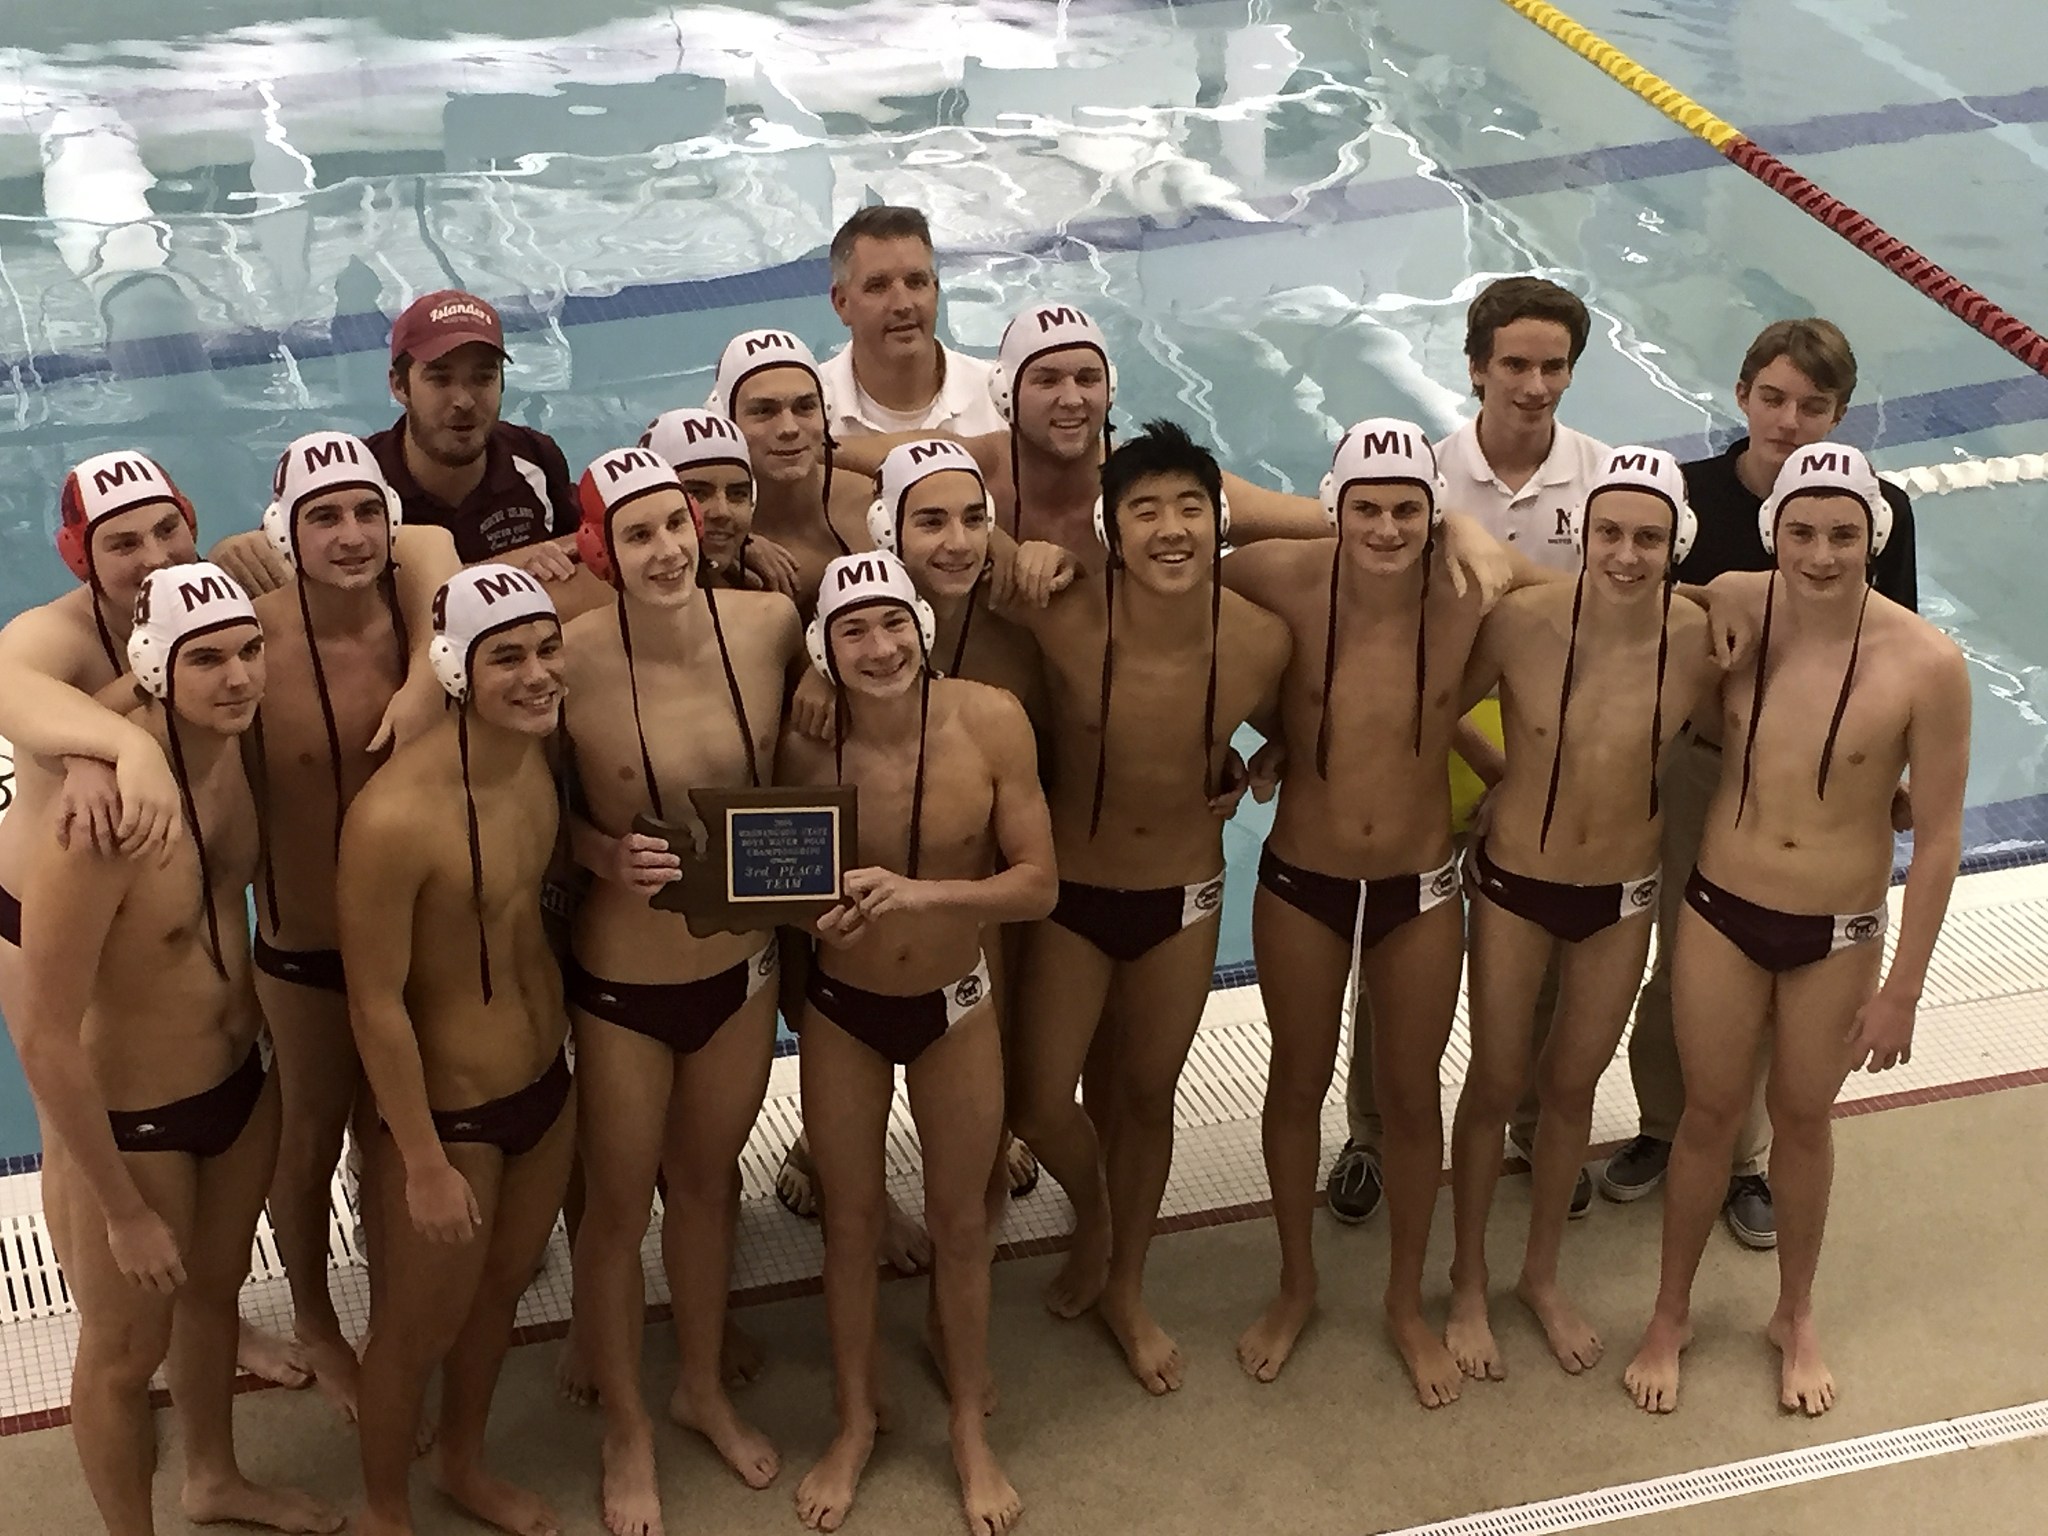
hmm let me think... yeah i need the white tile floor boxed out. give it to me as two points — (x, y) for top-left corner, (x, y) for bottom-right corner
(6, 864), (2048, 1426)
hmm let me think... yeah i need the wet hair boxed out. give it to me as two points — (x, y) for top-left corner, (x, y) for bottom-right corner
(1318, 474), (1438, 778)
(827, 604), (932, 876)
(1734, 494), (1875, 825)
(1537, 490), (1679, 851)
(1737, 318), (1858, 409)
(1464, 277), (1591, 378)
(829, 205), (935, 281)
(1090, 419), (1225, 836)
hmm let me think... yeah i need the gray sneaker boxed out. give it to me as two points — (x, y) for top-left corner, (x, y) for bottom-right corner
(1724, 1173), (1776, 1250)
(1325, 1139), (1383, 1224)
(1599, 1135), (1672, 1203)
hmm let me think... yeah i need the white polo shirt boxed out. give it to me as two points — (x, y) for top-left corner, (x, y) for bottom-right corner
(1435, 418), (1610, 573)
(819, 342), (1005, 439)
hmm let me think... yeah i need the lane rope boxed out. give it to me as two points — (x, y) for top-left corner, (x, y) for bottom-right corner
(1494, 0), (2048, 379)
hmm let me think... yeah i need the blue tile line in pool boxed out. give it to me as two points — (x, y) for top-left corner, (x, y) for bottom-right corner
(6, 83), (2048, 392)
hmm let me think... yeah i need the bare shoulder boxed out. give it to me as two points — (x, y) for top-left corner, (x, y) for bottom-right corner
(1220, 541), (1327, 609)
(829, 468), (879, 514)
(948, 678), (1031, 741)
(775, 722), (834, 787)
(0, 593), (99, 679)
(1890, 599), (1966, 691)
(561, 603), (621, 683)
(1219, 586), (1293, 668)
(719, 587), (803, 650)
(393, 523), (457, 566)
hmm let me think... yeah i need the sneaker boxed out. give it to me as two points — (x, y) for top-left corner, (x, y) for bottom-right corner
(1569, 1165), (1593, 1220)
(1599, 1135), (1672, 1203)
(1325, 1139), (1384, 1224)
(1724, 1173), (1776, 1250)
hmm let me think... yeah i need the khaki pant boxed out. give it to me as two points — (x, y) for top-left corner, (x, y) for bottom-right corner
(1342, 729), (1770, 1177)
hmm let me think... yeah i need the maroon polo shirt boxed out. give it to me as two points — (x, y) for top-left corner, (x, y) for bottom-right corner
(366, 417), (578, 564)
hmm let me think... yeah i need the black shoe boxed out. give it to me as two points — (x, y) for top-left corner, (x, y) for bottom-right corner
(1724, 1173), (1776, 1250)
(1325, 1139), (1384, 1224)
(1569, 1165), (1593, 1220)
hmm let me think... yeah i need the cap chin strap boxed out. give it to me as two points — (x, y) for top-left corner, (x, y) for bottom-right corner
(163, 701), (228, 980)
(1089, 562), (1116, 839)
(457, 707), (494, 1004)
(1412, 534), (1433, 757)
(1734, 575), (1779, 828)
(1816, 583), (1872, 800)
(831, 654), (932, 877)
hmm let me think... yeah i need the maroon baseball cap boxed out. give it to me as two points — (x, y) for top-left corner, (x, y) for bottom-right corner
(390, 289), (507, 365)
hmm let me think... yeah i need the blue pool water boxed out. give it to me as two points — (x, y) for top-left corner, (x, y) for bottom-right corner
(4, 0), (2047, 1156)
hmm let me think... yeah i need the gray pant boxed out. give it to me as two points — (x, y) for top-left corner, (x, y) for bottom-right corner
(1342, 729), (1770, 1177)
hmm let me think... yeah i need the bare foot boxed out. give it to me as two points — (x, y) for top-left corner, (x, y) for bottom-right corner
(353, 1511), (411, 1536)
(557, 1321), (598, 1407)
(182, 1473), (343, 1533)
(723, 1315), (765, 1386)
(436, 1458), (562, 1536)
(296, 1329), (362, 1421)
(1444, 1287), (1504, 1382)
(1099, 1290), (1183, 1395)
(794, 1419), (876, 1533)
(926, 1299), (999, 1416)
(951, 1413), (1022, 1536)
(1042, 1213), (1110, 1320)
(1623, 1313), (1692, 1414)
(1517, 1274), (1602, 1375)
(1769, 1309), (1836, 1416)
(237, 1320), (311, 1389)
(1388, 1308), (1462, 1408)
(882, 1196), (932, 1275)
(671, 1380), (781, 1488)
(1235, 1287), (1315, 1383)
(599, 1422), (665, 1536)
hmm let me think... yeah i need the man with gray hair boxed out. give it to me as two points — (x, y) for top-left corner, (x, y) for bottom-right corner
(819, 205), (1004, 440)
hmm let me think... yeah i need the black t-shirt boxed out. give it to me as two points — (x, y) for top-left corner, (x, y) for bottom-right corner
(1676, 438), (1919, 611)
(367, 417), (577, 564)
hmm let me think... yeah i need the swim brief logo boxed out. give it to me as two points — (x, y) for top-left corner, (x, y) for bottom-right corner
(742, 331), (800, 357)
(472, 569), (544, 605)
(1630, 880), (1657, 909)
(1034, 306), (1088, 331)
(429, 300), (494, 327)
(91, 456), (157, 497)
(1430, 865), (1459, 900)
(756, 948), (778, 979)
(953, 974), (984, 1009)
(1193, 877), (1222, 912)
(302, 438), (363, 474)
(1843, 914), (1881, 943)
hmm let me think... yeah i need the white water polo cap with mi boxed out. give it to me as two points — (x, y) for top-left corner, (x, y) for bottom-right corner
(1759, 442), (1892, 557)
(866, 438), (986, 553)
(128, 563), (259, 700)
(708, 330), (825, 419)
(262, 430), (402, 567)
(1576, 446), (1698, 565)
(807, 551), (937, 683)
(429, 564), (560, 700)
(1319, 418), (1446, 527)
(989, 303), (1117, 421)
(641, 408), (750, 474)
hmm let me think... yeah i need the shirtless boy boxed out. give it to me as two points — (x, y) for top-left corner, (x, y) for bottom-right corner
(638, 407), (784, 594)
(0, 453), (311, 1390)
(781, 551), (1055, 1535)
(247, 430), (460, 1414)
(1007, 421), (1290, 1394)
(1625, 445), (1967, 1417)
(10, 564), (339, 1536)
(1444, 448), (1718, 1381)
(1219, 421), (1500, 1403)
(557, 446), (801, 1536)
(341, 564), (575, 1536)
(709, 329), (876, 606)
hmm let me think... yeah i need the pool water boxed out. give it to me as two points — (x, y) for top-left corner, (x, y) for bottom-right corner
(3, 0), (2047, 1155)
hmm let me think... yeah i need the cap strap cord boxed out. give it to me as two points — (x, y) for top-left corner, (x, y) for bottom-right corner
(1412, 534), (1434, 756)
(1734, 574), (1779, 827)
(617, 592), (667, 821)
(1201, 546), (1221, 798)
(1539, 569), (1587, 853)
(90, 598), (123, 678)
(457, 709), (494, 1004)
(165, 714), (228, 980)
(1315, 544), (1342, 778)
(946, 573), (983, 678)
(246, 710), (283, 934)
(823, 435), (850, 556)
(704, 586), (762, 788)
(907, 669), (931, 878)
(295, 575), (349, 860)
(1816, 583), (1872, 800)
(1650, 580), (1672, 821)
(1089, 561), (1116, 838)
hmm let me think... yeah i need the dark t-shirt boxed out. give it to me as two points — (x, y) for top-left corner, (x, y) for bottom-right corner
(1676, 437), (1919, 611)
(366, 417), (577, 564)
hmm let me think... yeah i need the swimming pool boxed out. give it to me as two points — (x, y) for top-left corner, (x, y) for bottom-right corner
(3, 0), (2047, 1157)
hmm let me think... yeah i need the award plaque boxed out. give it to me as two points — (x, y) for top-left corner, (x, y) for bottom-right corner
(639, 786), (857, 938)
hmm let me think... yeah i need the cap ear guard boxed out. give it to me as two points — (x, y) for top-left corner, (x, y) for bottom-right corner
(575, 515), (615, 586)
(1094, 487), (1231, 558)
(866, 496), (897, 554)
(429, 633), (469, 699)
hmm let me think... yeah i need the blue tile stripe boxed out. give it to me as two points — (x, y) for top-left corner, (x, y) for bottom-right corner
(6, 86), (2048, 392)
